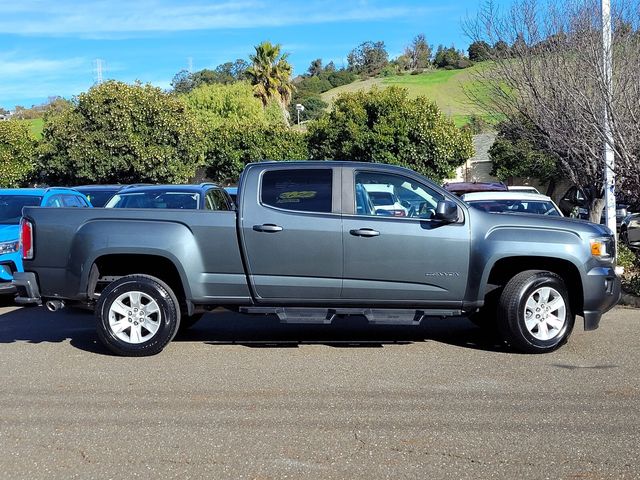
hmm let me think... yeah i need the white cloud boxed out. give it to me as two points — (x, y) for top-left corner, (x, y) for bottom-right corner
(0, 55), (87, 78)
(0, 0), (439, 37)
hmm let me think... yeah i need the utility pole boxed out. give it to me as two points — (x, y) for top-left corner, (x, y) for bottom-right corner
(602, 0), (616, 237)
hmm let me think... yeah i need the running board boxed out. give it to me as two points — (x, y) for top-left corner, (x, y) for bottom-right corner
(239, 307), (462, 325)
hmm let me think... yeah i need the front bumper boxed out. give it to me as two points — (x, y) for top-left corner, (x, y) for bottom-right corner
(582, 266), (621, 330)
(12, 272), (42, 305)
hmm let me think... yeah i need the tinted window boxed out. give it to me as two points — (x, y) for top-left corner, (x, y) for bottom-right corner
(62, 195), (88, 207)
(0, 195), (42, 224)
(205, 189), (231, 211)
(106, 191), (200, 209)
(78, 190), (118, 207)
(44, 195), (63, 207)
(261, 169), (332, 213)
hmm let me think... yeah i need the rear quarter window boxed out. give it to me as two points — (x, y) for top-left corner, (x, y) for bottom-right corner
(261, 169), (332, 213)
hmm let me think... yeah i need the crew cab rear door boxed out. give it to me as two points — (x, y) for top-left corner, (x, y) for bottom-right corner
(239, 165), (343, 301)
(341, 168), (470, 304)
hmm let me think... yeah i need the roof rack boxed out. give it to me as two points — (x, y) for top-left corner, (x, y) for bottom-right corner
(44, 187), (81, 193)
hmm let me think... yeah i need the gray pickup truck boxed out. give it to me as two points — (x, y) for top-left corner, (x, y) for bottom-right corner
(14, 161), (620, 356)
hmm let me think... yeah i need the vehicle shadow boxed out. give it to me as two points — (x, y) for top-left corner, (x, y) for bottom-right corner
(0, 306), (508, 355)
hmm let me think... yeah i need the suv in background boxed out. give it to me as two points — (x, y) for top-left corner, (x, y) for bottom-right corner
(0, 187), (91, 295)
(104, 184), (233, 211)
(558, 186), (629, 230)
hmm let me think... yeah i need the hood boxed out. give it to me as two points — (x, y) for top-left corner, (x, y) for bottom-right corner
(0, 224), (20, 243)
(468, 208), (613, 237)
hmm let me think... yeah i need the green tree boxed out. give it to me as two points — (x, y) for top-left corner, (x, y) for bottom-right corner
(307, 87), (474, 181)
(433, 45), (470, 69)
(39, 80), (204, 185)
(0, 121), (35, 187)
(468, 41), (492, 61)
(183, 82), (284, 128)
(246, 41), (294, 110)
(405, 34), (432, 70)
(347, 41), (389, 76)
(183, 82), (301, 183)
(288, 93), (327, 123)
(205, 126), (308, 184)
(307, 58), (323, 76)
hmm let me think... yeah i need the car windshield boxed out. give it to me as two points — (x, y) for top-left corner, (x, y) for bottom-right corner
(78, 190), (119, 207)
(105, 191), (200, 209)
(368, 191), (395, 206)
(468, 199), (561, 216)
(0, 195), (42, 224)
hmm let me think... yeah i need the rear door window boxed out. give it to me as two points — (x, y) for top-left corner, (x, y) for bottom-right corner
(261, 169), (332, 213)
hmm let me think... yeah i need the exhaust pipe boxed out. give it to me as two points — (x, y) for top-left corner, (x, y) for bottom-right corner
(45, 300), (65, 312)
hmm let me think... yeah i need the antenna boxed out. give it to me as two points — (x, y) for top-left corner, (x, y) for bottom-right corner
(187, 57), (193, 73)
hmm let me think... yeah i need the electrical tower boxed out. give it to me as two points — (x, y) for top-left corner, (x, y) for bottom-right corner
(94, 58), (104, 84)
(187, 57), (193, 73)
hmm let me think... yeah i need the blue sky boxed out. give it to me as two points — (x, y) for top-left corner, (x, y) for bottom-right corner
(0, 0), (497, 110)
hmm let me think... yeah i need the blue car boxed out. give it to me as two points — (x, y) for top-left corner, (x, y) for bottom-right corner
(0, 188), (91, 294)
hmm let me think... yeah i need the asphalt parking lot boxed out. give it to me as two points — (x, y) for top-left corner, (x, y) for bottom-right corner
(0, 303), (638, 479)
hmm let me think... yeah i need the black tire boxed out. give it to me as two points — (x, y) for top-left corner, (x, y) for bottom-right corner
(178, 313), (204, 333)
(96, 274), (181, 356)
(497, 270), (574, 353)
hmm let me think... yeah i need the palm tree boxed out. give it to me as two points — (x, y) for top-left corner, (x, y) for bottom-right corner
(246, 41), (294, 112)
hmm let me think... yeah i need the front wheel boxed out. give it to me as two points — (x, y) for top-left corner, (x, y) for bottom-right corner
(498, 270), (574, 353)
(96, 275), (181, 356)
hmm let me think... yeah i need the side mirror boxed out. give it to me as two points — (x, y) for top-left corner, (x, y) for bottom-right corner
(434, 200), (458, 222)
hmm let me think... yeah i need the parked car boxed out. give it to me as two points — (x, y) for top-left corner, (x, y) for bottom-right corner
(508, 185), (540, 194)
(461, 192), (562, 217)
(558, 186), (629, 230)
(443, 181), (508, 196)
(620, 213), (640, 250)
(362, 184), (408, 216)
(1, 188), (91, 294)
(104, 184), (233, 210)
(74, 185), (125, 207)
(15, 161), (620, 356)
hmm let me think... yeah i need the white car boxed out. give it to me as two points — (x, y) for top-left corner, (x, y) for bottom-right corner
(508, 185), (540, 194)
(461, 191), (563, 216)
(362, 184), (409, 217)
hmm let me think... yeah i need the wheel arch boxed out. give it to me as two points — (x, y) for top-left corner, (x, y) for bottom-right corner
(85, 253), (191, 312)
(484, 256), (584, 316)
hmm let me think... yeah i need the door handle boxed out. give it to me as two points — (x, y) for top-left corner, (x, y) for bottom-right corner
(253, 224), (283, 233)
(350, 228), (380, 237)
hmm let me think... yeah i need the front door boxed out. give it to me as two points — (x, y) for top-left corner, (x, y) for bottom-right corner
(342, 170), (470, 305)
(240, 166), (343, 301)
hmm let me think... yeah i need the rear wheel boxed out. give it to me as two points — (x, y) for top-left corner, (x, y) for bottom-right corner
(497, 270), (574, 353)
(96, 275), (181, 356)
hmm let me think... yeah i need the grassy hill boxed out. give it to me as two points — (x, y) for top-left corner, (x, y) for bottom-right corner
(12, 118), (44, 139)
(320, 64), (495, 127)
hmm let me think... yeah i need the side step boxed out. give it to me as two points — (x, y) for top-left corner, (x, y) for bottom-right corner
(238, 307), (462, 325)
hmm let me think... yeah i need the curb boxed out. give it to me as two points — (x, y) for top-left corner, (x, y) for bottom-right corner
(619, 293), (640, 309)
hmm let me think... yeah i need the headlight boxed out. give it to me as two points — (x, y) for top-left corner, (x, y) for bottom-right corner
(0, 240), (20, 254)
(590, 237), (615, 261)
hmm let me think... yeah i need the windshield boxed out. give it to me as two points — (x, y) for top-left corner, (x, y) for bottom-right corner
(468, 199), (561, 216)
(105, 191), (200, 209)
(0, 195), (42, 224)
